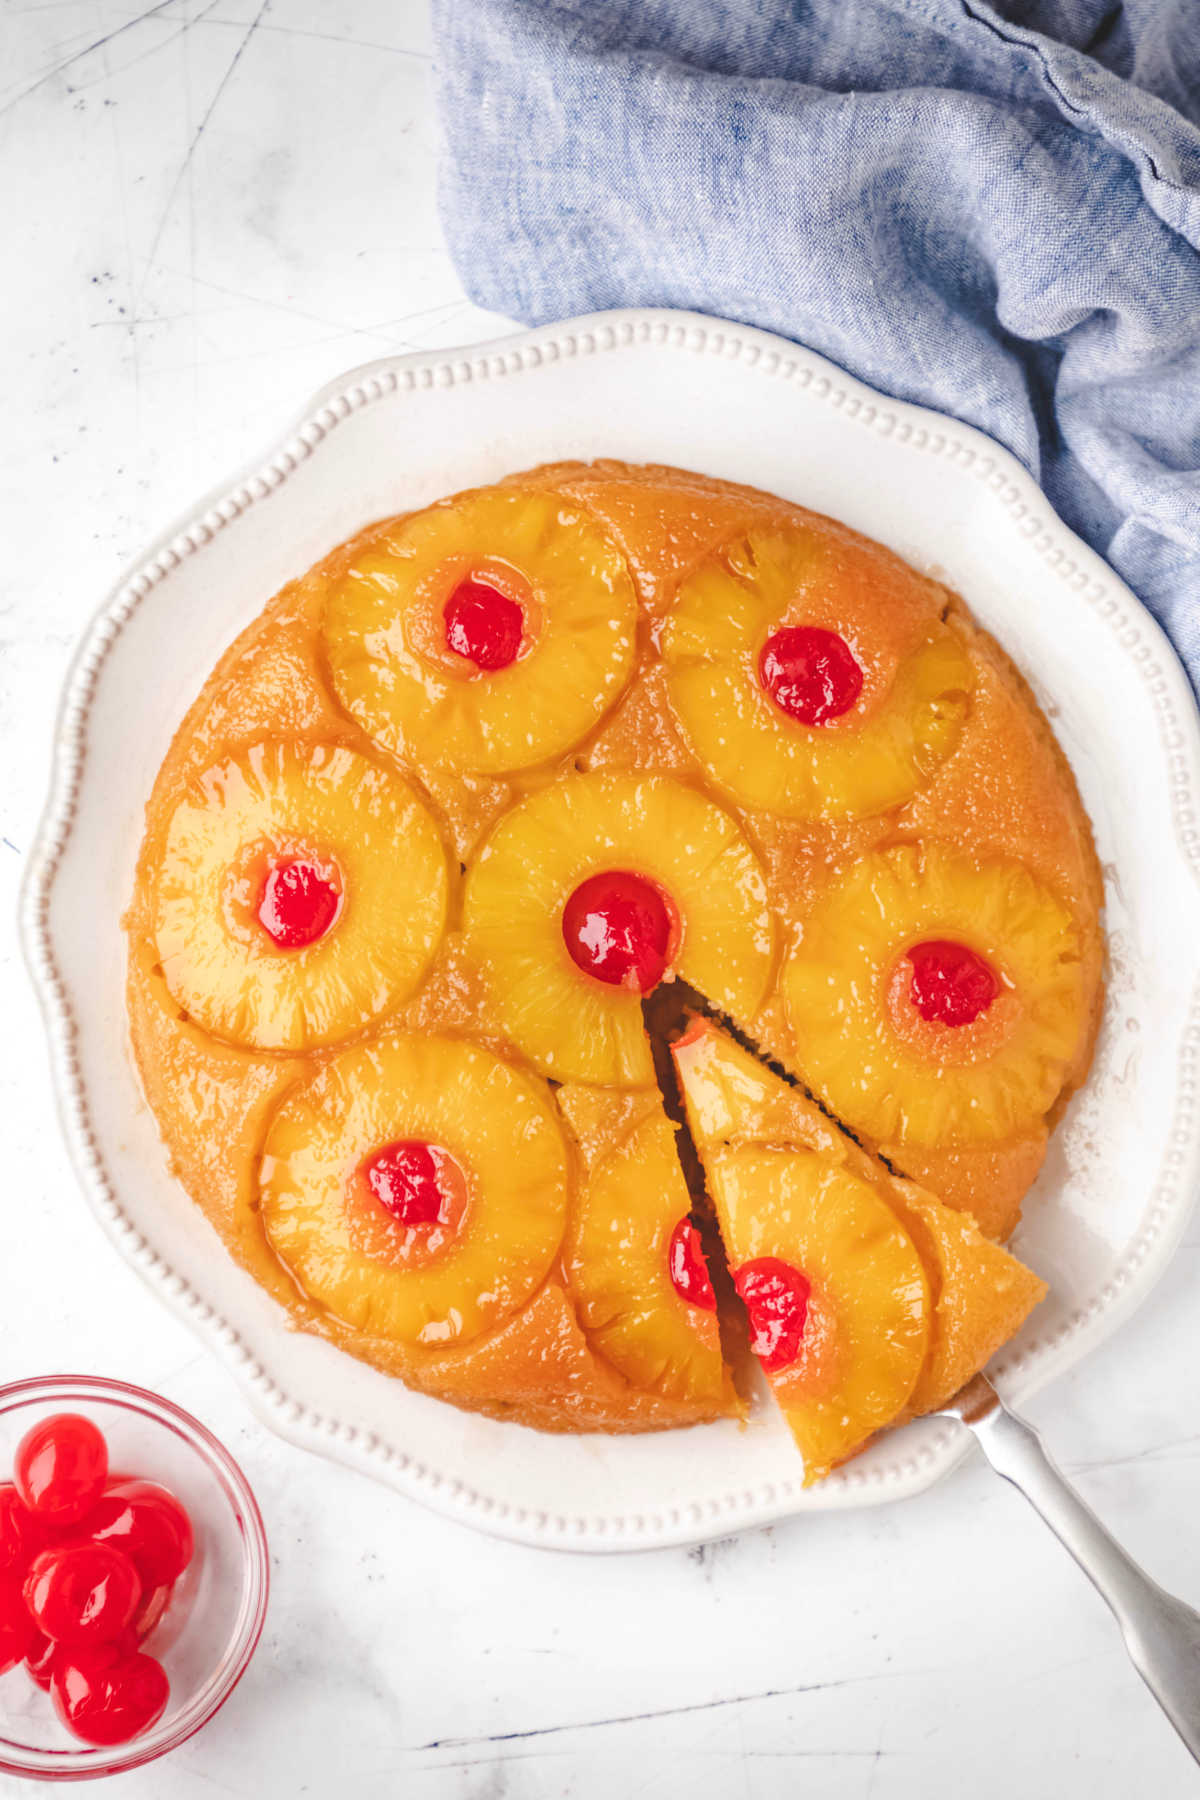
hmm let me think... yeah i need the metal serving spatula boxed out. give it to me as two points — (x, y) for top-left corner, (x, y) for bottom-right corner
(939, 1375), (1200, 1764)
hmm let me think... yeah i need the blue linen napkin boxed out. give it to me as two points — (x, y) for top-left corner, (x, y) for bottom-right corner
(431, 0), (1200, 690)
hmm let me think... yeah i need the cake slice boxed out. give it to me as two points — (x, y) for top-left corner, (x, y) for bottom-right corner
(671, 1017), (1046, 1482)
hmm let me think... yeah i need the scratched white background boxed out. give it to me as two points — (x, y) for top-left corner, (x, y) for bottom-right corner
(3, 3), (1200, 1794)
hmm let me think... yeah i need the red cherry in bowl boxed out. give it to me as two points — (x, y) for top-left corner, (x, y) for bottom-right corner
(14, 1414), (108, 1526)
(132, 1582), (174, 1642)
(52, 1645), (170, 1747)
(25, 1628), (58, 1690)
(86, 1480), (195, 1590)
(0, 1574), (34, 1675)
(24, 1542), (141, 1647)
(0, 1482), (46, 1579)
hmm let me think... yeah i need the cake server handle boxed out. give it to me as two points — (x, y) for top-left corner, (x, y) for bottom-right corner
(942, 1374), (1200, 1764)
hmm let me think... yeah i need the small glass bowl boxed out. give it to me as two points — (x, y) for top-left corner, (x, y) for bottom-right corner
(0, 1376), (269, 1781)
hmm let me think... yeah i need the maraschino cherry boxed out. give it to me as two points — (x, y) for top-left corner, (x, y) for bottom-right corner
(24, 1543), (141, 1649)
(257, 857), (340, 950)
(907, 939), (999, 1027)
(2, 1412), (195, 1747)
(132, 1584), (173, 1642)
(734, 1258), (812, 1372)
(0, 1578), (34, 1675)
(51, 1646), (170, 1748)
(0, 1483), (45, 1577)
(86, 1482), (194, 1590)
(759, 626), (863, 725)
(667, 1218), (717, 1311)
(443, 577), (524, 672)
(562, 870), (674, 992)
(25, 1629), (57, 1690)
(363, 1141), (454, 1227)
(14, 1414), (107, 1527)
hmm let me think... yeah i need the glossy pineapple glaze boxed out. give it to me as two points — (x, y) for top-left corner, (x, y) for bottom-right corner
(126, 462), (1104, 1443)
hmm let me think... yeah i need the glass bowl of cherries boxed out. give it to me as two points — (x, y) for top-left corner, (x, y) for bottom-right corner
(0, 1376), (268, 1780)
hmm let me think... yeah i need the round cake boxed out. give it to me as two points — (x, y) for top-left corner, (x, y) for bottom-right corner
(125, 462), (1104, 1469)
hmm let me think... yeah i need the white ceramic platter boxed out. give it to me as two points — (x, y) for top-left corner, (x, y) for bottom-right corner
(23, 309), (1200, 1551)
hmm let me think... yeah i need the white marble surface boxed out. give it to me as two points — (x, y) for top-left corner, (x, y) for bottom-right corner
(2, 2), (1200, 1794)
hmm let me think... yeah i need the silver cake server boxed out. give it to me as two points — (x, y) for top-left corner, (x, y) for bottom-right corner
(940, 1374), (1200, 1764)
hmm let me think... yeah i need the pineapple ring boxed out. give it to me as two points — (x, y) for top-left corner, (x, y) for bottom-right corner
(463, 772), (776, 1086)
(564, 1110), (726, 1405)
(152, 741), (448, 1052)
(258, 1034), (570, 1349)
(708, 1146), (930, 1484)
(783, 843), (1088, 1148)
(323, 488), (638, 773)
(662, 529), (973, 819)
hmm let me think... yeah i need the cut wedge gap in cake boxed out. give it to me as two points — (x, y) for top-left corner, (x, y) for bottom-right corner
(640, 987), (759, 1408)
(639, 987), (1048, 1486)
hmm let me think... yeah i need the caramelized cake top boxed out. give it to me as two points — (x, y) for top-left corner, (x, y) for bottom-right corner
(125, 463), (1102, 1457)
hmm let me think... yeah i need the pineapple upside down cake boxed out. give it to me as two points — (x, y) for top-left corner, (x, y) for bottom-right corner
(126, 462), (1104, 1483)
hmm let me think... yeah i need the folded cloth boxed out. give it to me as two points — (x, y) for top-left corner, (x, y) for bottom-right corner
(431, 0), (1200, 689)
